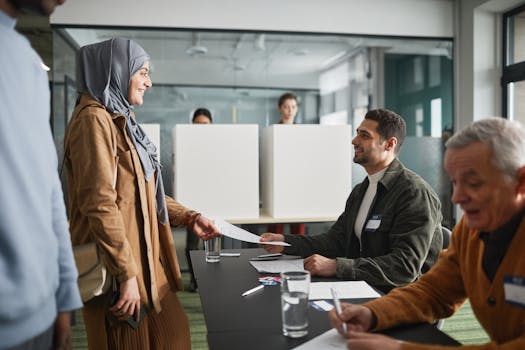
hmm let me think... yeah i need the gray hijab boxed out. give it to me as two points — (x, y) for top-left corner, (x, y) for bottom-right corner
(77, 37), (168, 224)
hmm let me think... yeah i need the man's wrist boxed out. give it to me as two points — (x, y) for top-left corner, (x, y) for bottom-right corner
(369, 310), (378, 330)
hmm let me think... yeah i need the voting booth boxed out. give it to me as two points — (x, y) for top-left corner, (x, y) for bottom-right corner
(173, 124), (259, 220)
(261, 125), (352, 218)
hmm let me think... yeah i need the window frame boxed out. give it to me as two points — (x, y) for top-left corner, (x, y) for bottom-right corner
(502, 3), (525, 119)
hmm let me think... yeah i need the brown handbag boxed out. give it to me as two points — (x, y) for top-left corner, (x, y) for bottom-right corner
(73, 242), (112, 303)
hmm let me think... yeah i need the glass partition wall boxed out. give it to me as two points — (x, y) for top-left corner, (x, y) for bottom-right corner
(51, 27), (454, 226)
(503, 4), (525, 122)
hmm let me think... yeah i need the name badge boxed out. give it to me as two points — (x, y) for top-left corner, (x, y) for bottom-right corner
(364, 214), (382, 231)
(504, 275), (525, 308)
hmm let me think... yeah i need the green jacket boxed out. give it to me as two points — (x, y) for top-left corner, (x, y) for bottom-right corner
(284, 158), (443, 293)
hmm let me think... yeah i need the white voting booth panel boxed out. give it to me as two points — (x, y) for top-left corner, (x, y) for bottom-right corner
(173, 125), (259, 220)
(262, 125), (352, 218)
(141, 124), (161, 161)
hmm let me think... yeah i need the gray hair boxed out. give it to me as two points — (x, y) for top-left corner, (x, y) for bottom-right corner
(445, 118), (525, 181)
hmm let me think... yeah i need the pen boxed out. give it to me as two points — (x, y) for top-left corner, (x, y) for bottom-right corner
(220, 252), (241, 257)
(241, 284), (264, 297)
(331, 287), (348, 333)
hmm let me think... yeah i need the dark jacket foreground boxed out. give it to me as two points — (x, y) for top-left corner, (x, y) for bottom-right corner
(284, 158), (443, 293)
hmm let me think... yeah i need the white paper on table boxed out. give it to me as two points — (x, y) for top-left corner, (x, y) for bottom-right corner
(309, 281), (380, 300)
(311, 300), (334, 311)
(249, 259), (305, 274)
(291, 329), (345, 350)
(213, 218), (290, 246)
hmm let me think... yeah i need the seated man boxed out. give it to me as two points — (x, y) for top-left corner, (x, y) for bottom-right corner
(261, 109), (443, 293)
(329, 118), (525, 350)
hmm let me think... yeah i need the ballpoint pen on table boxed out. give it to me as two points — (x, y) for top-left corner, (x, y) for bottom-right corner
(331, 287), (348, 333)
(220, 252), (241, 257)
(241, 284), (264, 297)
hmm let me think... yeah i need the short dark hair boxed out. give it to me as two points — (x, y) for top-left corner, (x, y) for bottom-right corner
(364, 109), (406, 153)
(192, 108), (212, 123)
(278, 92), (297, 108)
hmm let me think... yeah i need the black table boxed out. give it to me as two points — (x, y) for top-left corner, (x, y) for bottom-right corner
(191, 248), (460, 349)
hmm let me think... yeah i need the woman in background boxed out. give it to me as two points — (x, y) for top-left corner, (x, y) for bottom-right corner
(267, 92), (306, 235)
(185, 107), (213, 291)
(64, 37), (220, 350)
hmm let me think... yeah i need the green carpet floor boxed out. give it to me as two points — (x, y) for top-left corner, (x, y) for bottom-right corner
(72, 273), (489, 349)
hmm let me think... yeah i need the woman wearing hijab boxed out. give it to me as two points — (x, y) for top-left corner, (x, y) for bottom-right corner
(64, 37), (220, 349)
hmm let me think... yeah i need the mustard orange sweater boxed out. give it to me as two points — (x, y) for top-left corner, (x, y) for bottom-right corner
(365, 215), (525, 349)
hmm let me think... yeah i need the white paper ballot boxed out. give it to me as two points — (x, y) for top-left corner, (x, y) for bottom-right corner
(291, 329), (345, 350)
(309, 281), (380, 300)
(249, 259), (305, 274)
(214, 218), (290, 246)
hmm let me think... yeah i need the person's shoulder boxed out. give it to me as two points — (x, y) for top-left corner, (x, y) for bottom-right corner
(0, 24), (43, 72)
(0, 21), (29, 50)
(72, 96), (110, 123)
(399, 166), (428, 185)
(65, 97), (114, 141)
(394, 160), (432, 187)
(386, 160), (439, 198)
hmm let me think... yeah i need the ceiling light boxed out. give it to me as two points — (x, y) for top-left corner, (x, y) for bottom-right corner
(186, 33), (208, 56)
(186, 45), (208, 56)
(255, 34), (266, 51)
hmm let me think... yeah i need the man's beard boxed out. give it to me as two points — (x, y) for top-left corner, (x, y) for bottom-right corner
(353, 151), (368, 165)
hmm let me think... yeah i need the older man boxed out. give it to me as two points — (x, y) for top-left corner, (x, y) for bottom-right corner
(329, 117), (525, 350)
(261, 109), (443, 293)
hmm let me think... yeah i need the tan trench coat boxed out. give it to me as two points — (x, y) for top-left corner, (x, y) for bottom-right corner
(65, 94), (191, 349)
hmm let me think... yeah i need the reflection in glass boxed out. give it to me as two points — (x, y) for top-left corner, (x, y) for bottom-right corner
(431, 98), (442, 137)
(385, 54), (453, 137)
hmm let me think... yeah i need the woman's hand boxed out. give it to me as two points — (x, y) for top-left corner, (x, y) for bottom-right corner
(110, 276), (141, 322)
(192, 215), (221, 240)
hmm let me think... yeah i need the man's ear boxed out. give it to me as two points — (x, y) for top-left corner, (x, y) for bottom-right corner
(385, 137), (398, 152)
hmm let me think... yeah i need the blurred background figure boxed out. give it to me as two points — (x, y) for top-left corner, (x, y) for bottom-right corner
(267, 92), (306, 235)
(0, 0), (82, 349)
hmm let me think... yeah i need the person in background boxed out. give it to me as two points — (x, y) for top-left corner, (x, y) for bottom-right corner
(0, 0), (83, 349)
(64, 38), (220, 349)
(329, 118), (525, 350)
(261, 109), (442, 293)
(191, 107), (213, 125)
(185, 107), (213, 292)
(267, 92), (306, 235)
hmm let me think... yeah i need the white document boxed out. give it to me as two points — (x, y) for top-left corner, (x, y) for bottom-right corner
(213, 218), (290, 246)
(249, 259), (305, 274)
(214, 218), (290, 246)
(309, 281), (380, 300)
(291, 329), (345, 350)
